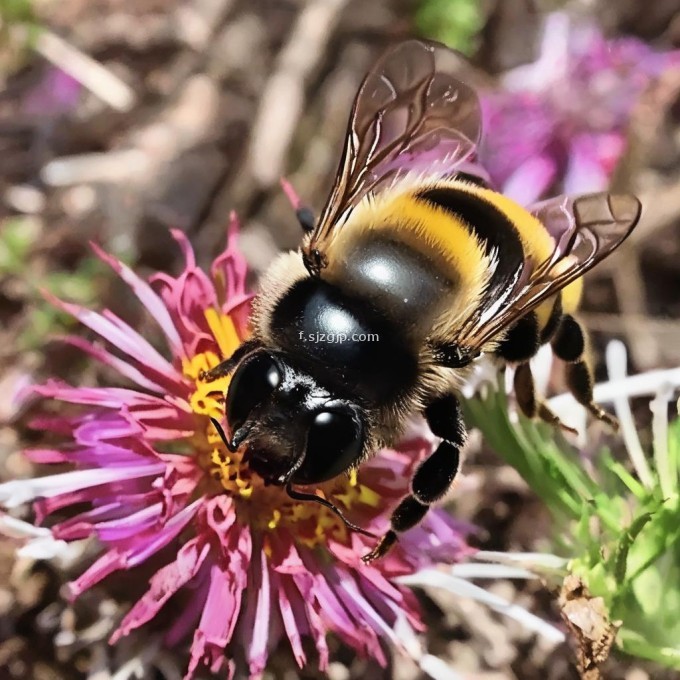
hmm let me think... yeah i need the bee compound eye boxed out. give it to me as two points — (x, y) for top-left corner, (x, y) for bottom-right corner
(225, 352), (281, 431)
(295, 409), (364, 484)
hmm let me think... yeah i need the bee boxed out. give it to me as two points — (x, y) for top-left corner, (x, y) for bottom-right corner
(203, 40), (642, 562)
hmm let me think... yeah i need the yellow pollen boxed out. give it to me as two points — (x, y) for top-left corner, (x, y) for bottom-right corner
(204, 308), (240, 357)
(267, 509), (282, 530)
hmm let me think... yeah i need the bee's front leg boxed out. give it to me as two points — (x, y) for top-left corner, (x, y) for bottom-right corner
(199, 339), (261, 382)
(362, 393), (466, 563)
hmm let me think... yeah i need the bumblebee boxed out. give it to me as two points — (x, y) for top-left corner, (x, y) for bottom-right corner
(203, 40), (642, 561)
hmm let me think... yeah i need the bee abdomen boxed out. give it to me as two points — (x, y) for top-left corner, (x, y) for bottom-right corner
(417, 185), (525, 299)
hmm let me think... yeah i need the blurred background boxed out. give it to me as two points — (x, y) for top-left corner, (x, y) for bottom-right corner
(1, 0), (680, 678)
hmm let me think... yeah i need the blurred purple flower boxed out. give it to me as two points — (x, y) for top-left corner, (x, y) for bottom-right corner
(23, 66), (81, 116)
(480, 12), (680, 203)
(0, 217), (473, 679)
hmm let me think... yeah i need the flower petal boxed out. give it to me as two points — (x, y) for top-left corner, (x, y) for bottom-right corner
(43, 291), (178, 378)
(240, 545), (272, 677)
(111, 536), (211, 643)
(66, 499), (201, 600)
(0, 463), (165, 508)
(397, 570), (565, 644)
(90, 242), (183, 355)
(57, 335), (181, 395)
(186, 563), (236, 678)
(272, 570), (307, 668)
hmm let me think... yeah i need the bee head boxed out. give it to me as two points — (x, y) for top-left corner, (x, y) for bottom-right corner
(224, 349), (365, 486)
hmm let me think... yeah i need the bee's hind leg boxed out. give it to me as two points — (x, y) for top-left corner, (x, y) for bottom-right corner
(497, 309), (576, 434)
(362, 393), (465, 563)
(551, 314), (618, 430)
(280, 178), (315, 233)
(513, 362), (578, 435)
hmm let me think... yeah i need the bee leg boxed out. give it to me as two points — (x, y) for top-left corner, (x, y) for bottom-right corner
(551, 315), (618, 429)
(199, 339), (261, 382)
(280, 178), (315, 233)
(496, 312), (541, 363)
(362, 394), (465, 563)
(494, 308), (576, 433)
(513, 362), (578, 435)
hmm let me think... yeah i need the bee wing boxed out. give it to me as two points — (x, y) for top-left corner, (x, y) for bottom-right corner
(304, 39), (482, 272)
(457, 192), (642, 350)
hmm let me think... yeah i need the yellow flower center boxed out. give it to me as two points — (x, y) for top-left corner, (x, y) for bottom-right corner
(182, 310), (380, 549)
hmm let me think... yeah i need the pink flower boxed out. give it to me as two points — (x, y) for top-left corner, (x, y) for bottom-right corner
(480, 12), (680, 203)
(23, 66), (81, 116)
(0, 217), (473, 679)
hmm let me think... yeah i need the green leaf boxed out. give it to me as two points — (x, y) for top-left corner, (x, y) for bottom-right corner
(604, 455), (648, 500)
(618, 629), (680, 670)
(611, 512), (654, 585)
(465, 373), (680, 671)
(0, 0), (35, 23)
(668, 419), (680, 490)
(0, 217), (40, 273)
(415, 0), (485, 55)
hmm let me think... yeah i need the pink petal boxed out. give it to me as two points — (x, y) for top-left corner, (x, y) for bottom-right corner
(120, 401), (195, 442)
(272, 570), (307, 667)
(126, 499), (202, 568)
(289, 569), (330, 670)
(58, 335), (185, 395)
(159, 455), (204, 520)
(169, 229), (196, 269)
(34, 479), (156, 524)
(299, 591), (329, 670)
(0, 462), (164, 509)
(327, 565), (393, 665)
(65, 548), (128, 601)
(203, 494), (237, 541)
(186, 563), (236, 678)
(52, 501), (130, 540)
(165, 560), (212, 647)
(95, 502), (163, 541)
(355, 562), (404, 604)
(268, 532), (307, 574)
(43, 291), (177, 378)
(24, 444), (148, 467)
(51, 492), (161, 540)
(298, 552), (380, 657)
(211, 212), (250, 307)
(66, 499), (201, 600)
(32, 381), (160, 409)
(90, 242), (182, 355)
(73, 414), (144, 444)
(501, 155), (557, 205)
(563, 134), (610, 194)
(111, 536), (211, 643)
(240, 545), (272, 677)
(28, 414), (81, 436)
(31, 383), (195, 440)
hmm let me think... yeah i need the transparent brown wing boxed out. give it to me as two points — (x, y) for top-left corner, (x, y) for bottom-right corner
(456, 192), (642, 350)
(303, 39), (482, 274)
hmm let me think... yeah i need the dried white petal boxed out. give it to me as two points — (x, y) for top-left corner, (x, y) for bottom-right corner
(398, 570), (565, 644)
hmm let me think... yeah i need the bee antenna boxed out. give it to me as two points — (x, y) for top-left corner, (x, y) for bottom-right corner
(209, 417), (238, 453)
(285, 483), (379, 540)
